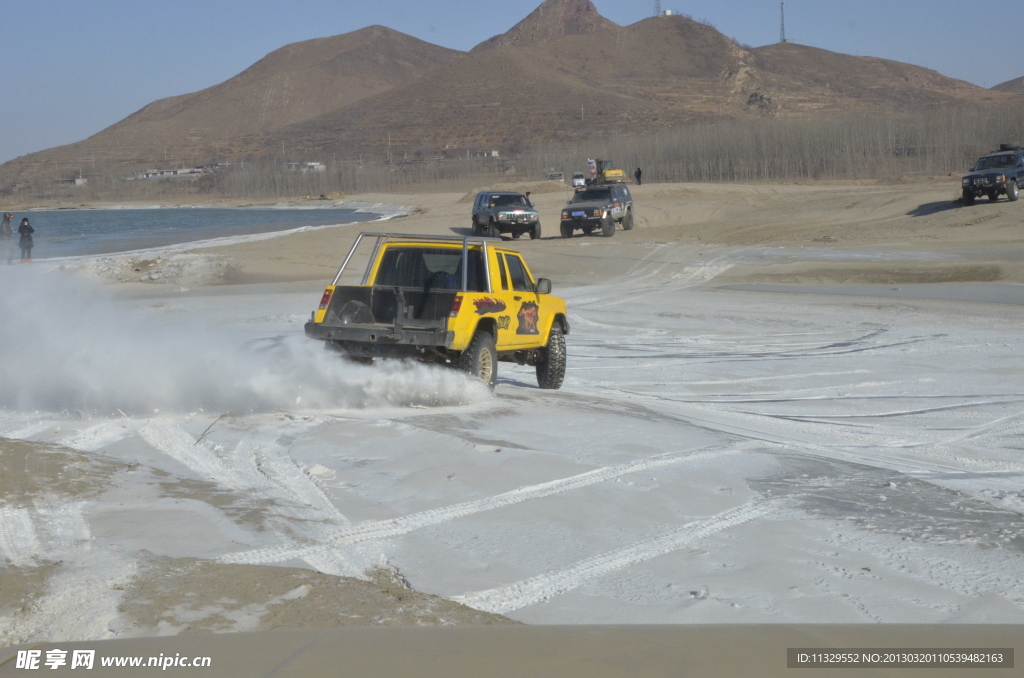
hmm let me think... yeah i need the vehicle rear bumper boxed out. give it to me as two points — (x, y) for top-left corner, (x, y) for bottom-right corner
(306, 322), (453, 346)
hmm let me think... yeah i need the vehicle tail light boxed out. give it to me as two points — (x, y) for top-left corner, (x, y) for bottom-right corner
(450, 295), (463, 317)
(318, 288), (333, 311)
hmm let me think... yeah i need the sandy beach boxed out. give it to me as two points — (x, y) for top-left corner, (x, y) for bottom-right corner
(3, 177), (1024, 649)
(166, 178), (1024, 288)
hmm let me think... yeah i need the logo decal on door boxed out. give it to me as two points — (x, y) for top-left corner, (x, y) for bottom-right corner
(516, 302), (539, 334)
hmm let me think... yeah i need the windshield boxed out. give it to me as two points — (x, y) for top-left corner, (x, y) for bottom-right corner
(973, 155), (1015, 171)
(571, 188), (611, 203)
(489, 194), (529, 208)
(374, 246), (486, 291)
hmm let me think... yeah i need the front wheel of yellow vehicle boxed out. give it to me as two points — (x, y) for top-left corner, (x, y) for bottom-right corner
(456, 330), (497, 390)
(536, 324), (566, 390)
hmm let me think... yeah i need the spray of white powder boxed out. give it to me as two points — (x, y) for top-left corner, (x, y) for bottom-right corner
(0, 269), (490, 414)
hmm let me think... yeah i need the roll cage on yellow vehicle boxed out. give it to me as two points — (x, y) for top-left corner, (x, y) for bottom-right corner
(305, 233), (569, 389)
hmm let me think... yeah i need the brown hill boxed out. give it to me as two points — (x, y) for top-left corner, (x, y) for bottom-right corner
(471, 0), (618, 51)
(0, 25), (461, 177)
(992, 76), (1024, 93)
(2, 6), (1019, 190)
(264, 15), (1011, 159)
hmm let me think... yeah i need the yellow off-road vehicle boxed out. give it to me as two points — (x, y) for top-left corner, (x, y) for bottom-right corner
(305, 232), (569, 389)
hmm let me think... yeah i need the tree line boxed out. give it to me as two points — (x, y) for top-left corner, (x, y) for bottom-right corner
(8, 104), (1023, 203)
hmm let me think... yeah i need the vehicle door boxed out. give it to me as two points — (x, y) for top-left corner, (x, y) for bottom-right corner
(472, 193), (484, 226)
(470, 249), (518, 350)
(502, 252), (547, 348)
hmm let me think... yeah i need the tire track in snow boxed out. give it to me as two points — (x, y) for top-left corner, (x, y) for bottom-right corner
(453, 499), (776, 614)
(219, 443), (749, 566)
(2, 420), (60, 441)
(0, 506), (42, 567)
(57, 421), (136, 451)
(139, 422), (359, 577)
(0, 503), (91, 566)
(138, 423), (240, 489)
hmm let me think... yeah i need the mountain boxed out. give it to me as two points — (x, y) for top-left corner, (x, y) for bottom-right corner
(471, 0), (618, 51)
(992, 76), (1024, 94)
(0, 26), (462, 177)
(258, 14), (1010, 160)
(2, 3), (1019, 190)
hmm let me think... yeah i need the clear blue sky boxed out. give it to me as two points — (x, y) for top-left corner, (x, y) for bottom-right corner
(1, 0), (1019, 165)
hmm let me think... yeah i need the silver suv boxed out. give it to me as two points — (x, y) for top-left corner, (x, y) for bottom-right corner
(471, 191), (541, 239)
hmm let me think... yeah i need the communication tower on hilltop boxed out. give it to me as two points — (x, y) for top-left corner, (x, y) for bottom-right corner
(780, 1), (792, 43)
(654, 0), (661, 17)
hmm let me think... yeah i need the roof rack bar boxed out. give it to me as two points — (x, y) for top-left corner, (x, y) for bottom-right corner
(331, 233), (364, 286)
(354, 232), (502, 243)
(332, 231), (504, 288)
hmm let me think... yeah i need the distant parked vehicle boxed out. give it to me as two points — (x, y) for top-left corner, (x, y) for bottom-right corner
(571, 172), (586, 187)
(961, 144), (1023, 205)
(472, 191), (541, 240)
(547, 172), (565, 183)
(560, 183), (634, 238)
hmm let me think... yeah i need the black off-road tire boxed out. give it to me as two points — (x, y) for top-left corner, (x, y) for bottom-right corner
(962, 189), (975, 206)
(456, 329), (497, 390)
(530, 222), (541, 239)
(1008, 181), (1020, 202)
(471, 220), (480, 237)
(536, 324), (566, 390)
(488, 221), (502, 239)
(623, 209), (634, 230)
(601, 214), (615, 237)
(560, 222), (574, 238)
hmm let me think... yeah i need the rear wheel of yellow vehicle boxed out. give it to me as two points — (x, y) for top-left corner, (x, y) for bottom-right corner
(456, 329), (497, 390)
(536, 324), (566, 390)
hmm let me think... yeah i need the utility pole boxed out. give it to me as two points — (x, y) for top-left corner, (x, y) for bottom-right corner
(653, 0), (661, 17)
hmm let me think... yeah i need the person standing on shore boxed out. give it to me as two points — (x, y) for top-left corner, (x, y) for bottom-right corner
(0, 213), (13, 264)
(18, 217), (34, 262)
(634, 167), (642, 186)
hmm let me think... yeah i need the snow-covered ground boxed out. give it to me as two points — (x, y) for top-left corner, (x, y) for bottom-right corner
(2, 249), (1024, 641)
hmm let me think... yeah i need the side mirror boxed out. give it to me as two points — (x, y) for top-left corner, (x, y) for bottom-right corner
(535, 278), (552, 295)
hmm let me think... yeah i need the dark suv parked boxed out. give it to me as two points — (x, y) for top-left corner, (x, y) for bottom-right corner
(559, 184), (634, 237)
(471, 191), (541, 239)
(961, 144), (1023, 205)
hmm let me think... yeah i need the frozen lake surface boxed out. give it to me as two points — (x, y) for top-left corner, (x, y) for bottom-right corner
(9, 205), (383, 259)
(2, 254), (1024, 639)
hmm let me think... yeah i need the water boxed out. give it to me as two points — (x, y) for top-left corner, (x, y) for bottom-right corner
(8, 206), (382, 259)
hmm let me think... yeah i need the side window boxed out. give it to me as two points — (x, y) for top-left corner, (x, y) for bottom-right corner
(496, 253), (509, 290)
(505, 254), (533, 292)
